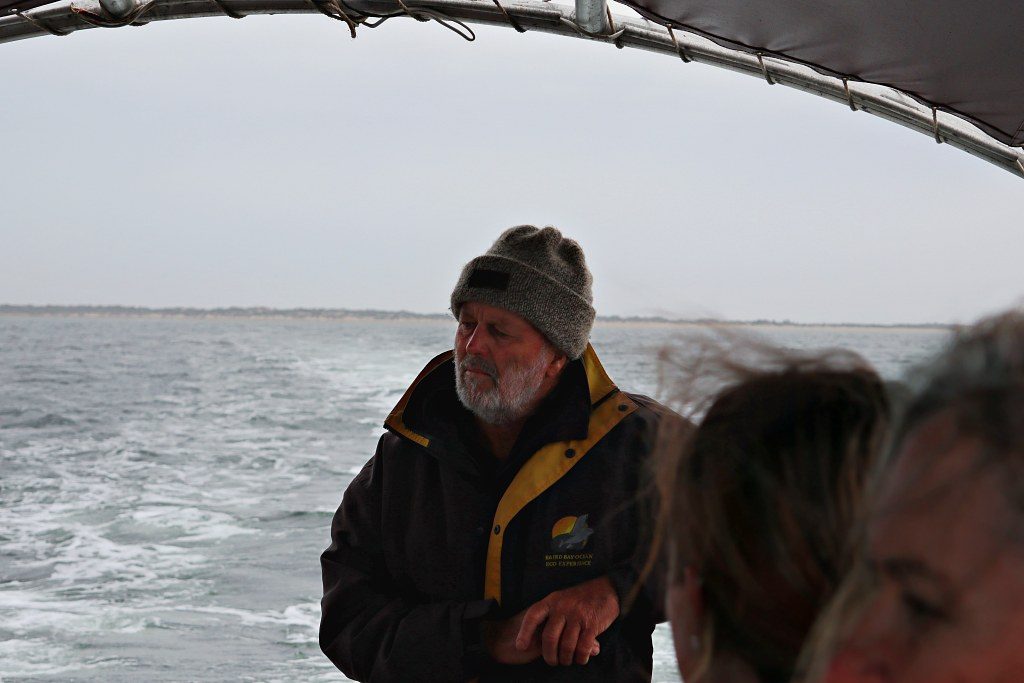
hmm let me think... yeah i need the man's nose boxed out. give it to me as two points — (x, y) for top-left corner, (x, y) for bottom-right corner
(464, 326), (488, 357)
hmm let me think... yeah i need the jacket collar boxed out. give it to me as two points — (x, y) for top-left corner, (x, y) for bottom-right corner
(384, 343), (618, 453)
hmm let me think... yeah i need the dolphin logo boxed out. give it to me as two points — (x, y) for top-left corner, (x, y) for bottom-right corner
(550, 514), (594, 552)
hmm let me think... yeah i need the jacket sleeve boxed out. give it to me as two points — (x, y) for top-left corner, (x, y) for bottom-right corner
(319, 436), (495, 683)
(606, 530), (666, 625)
(605, 486), (666, 625)
(605, 400), (682, 625)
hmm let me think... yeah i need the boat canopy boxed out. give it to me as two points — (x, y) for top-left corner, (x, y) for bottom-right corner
(617, 0), (1024, 149)
(2, 0), (1023, 175)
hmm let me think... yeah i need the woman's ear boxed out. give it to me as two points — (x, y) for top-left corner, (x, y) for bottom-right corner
(682, 565), (704, 619)
(668, 566), (706, 680)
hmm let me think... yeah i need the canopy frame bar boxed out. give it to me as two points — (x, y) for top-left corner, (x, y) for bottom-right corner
(2, 0), (1022, 179)
(573, 0), (606, 35)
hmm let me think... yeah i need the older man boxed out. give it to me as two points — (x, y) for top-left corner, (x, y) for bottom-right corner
(320, 226), (666, 682)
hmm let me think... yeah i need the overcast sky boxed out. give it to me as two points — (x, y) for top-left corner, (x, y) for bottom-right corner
(1, 9), (1022, 324)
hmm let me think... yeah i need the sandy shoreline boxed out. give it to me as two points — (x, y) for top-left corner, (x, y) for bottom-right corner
(0, 306), (951, 332)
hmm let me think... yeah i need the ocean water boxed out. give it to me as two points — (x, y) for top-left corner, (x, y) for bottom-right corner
(0, 316), (948, 682)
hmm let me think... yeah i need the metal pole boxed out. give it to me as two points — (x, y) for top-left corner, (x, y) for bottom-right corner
(574, 0), (607, 34)
(98, 0), (134, 15)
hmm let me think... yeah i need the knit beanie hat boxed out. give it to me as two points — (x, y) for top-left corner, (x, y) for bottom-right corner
(450, 225), (596, 360)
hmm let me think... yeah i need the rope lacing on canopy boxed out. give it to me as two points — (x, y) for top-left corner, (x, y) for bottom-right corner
(490, 0), (524, 33)
(308, 0), (474, 40)
(558, 6), (624, 44)
(666, 25), (689, 62)
(209, 0), (244, 19)
(14, 8), (66, 33)
(15, 0), (474, 39)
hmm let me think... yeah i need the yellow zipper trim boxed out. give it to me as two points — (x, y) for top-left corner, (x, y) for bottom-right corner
(581, 343), (616, 405)
(383, 350), (453, 449)
(483, 391), (637, 604)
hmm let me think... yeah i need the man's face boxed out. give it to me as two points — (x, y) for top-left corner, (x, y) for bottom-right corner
(822, 411), (1024, 683)
(454, 302), (564, 426)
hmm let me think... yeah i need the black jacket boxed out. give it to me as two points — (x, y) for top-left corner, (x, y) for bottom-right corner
(320, 345), (666, 682)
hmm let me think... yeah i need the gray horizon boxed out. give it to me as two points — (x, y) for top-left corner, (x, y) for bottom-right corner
(0, 303), (957, 328)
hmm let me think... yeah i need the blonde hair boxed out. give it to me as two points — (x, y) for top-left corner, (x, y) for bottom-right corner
(801, 309), (1024, 679)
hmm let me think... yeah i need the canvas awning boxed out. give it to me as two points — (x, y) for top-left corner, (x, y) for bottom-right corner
(615, 0), (1024, 148)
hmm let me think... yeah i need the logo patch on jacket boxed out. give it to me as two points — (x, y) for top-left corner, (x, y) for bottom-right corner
(545, 515), (594, 568)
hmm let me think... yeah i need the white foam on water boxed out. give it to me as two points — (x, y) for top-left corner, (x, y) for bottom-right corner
(49, 533), (204, 587)
(0, 586), (169, 678)
(128, 505), (257, 543)
(0, 636), (94, 677)
(176, 523), (259, 543)
(292, 351), (429, 416)
(0, 586), (161, 635)
(175, 600), (319, 631)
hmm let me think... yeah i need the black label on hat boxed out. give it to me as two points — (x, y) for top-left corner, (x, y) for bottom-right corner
(467, 269), (510, 291)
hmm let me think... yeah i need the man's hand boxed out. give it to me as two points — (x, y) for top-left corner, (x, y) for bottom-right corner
(481, 609), (541, 665)
(515, 576), (619, 666)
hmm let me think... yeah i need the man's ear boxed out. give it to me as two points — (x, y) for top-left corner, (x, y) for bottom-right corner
(546, 352), (568, 378)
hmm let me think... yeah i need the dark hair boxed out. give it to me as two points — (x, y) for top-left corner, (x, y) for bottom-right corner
(653, 336), (889, 682)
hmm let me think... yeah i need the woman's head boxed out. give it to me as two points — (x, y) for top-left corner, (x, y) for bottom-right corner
(656, 340), (889, 683)
(820, 310), (1024, 683)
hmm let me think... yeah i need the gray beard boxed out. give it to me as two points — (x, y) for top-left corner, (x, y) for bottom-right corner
(454, 350), (552, 426)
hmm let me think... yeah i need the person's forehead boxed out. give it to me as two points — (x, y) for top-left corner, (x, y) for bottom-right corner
(869, 413), (1009, 580)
